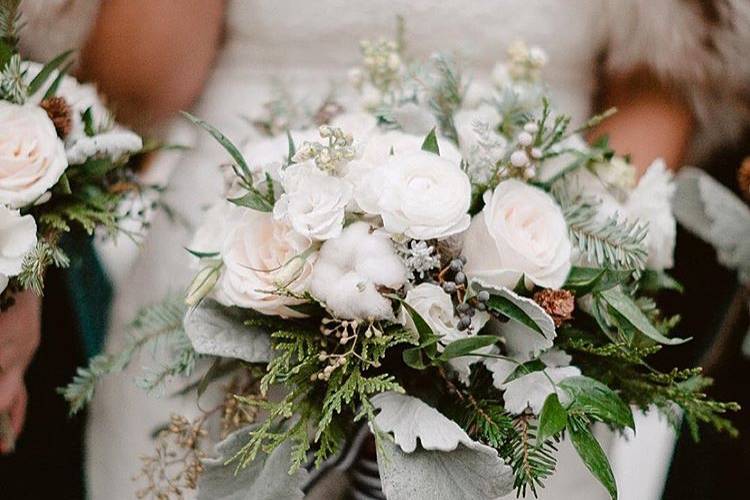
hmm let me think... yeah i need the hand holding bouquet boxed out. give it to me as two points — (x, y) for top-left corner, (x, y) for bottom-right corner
(66, 34), (738, 500)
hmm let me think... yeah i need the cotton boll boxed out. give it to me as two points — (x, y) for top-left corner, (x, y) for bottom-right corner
(310, 221), (407, 320)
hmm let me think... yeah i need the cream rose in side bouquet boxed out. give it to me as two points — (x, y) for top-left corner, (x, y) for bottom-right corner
(0, 2), (146, 450)
(65, 35), (738, 500)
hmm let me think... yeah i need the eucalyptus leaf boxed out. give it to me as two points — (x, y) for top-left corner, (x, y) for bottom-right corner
(538, 393), (567, 443)
(184, 300), (272, 362)
(503, 358), (546, 384)
(229, 190), (273, 212)
(43, 61), (73, 99)
(559, 376), (634, 429)
(439, 335), (498, 361)
(198, 425), (307, 500)
(420, 127), (440, 155)
(567, 418), (617, 500)
(377, 437), (513, 500)
(599, 288), (689, 345)
(639, 270), (684, 293)
(182, 112), (254, 183)
(564, 267), (631, 295)
(27, 49), (73, 96)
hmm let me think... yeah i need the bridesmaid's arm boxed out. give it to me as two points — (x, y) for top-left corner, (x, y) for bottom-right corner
(80, 0), (226, 129)
(591, 69), (694, 174)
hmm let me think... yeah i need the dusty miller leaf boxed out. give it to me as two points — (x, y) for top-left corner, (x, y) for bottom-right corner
(184, 300), (272, 362)
(198, 425), (308, 500)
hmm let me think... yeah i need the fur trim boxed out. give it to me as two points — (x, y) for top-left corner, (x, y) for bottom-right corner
(605, 0), (750, 159)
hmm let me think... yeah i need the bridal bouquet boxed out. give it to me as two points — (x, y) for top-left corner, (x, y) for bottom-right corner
(66, 34), (738, 500)
(0, 5), (144, 305)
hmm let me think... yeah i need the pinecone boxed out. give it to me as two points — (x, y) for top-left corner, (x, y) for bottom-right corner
(533, 289), (575, 327)
(738, 157), (750, 201)
(40, 96), (72, 138)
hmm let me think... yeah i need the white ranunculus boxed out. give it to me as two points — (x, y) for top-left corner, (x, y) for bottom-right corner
(356, 150), (471, 240)
(214, 210), (315, 318)
(0, 102), (67, 208)
(0, 205), (37, 292)
(463, 179), (572, 289)
(273, 160), (352, 240)
(310, 221), (406, 320)
(404, 283), (490, 383)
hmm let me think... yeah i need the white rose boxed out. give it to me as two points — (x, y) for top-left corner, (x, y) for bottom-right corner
(463, 179), (572, 289)
(0, 205), (37, 292)
(310, 221), (406, 320)
(273, 161), (352, 240)
(189, 200), (245, 257)
(0, 102), (67, 208)
(215, 210), (315, 318)
(355, 150), (471, 240)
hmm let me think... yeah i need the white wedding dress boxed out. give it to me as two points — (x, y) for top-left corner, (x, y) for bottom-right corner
(19, 1), (750, 499)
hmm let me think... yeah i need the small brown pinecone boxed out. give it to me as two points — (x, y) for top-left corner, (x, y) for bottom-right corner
(738, 157), (750, 201)
(533, 289), (575, 327)
(40, 96), (72, 138)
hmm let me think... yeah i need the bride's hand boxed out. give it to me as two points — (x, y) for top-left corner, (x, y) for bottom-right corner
(0, 291), (41, 453)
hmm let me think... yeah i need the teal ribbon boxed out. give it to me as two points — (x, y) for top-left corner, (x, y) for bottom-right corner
(60, 233), (113, 359)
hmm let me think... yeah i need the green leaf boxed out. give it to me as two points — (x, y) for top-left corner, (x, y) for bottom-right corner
(78, 158), (114, 178)
(228, 189), (273, 212)
(559, 376), (634, 429)
(568, 417), (617, 500)
(439, 335), (497, 361)
(564, 267), (631, 295)
(538, 393), (567, 443)
(43, 61), (73, 99)
(486, 295), (543, 335)
(55, 173), (72, 195)
(0, 39), (13, 69)
(27, 49), (74, 96)
(502, 358), (545, 384)
(182, 111), (253, 183)
(421, 127), (440, 155)
(81, 107), (96, 137)
(286, 129), (296, 166)
(599, 288), (689, 345)
(639, 270), (684, 293)
(185, 248), (220, 259)
(403, 345), (429, 370)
